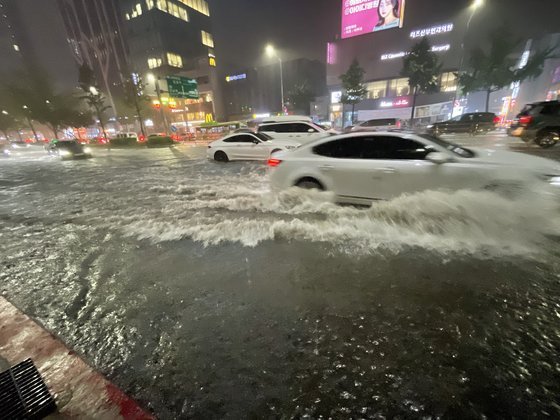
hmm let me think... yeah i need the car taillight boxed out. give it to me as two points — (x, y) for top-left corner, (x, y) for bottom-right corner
(267, 158), (282, 167)
(493, 116), (501, 124)
(396, 120), (401, 129)
(519, 115), (532, 126)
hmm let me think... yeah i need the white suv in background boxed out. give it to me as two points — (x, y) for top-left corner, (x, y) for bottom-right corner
(257, 117), (336, 143)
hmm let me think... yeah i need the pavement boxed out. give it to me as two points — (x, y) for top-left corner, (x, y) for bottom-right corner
(0, 297), (154, 419)
(1, 132), (560, 418)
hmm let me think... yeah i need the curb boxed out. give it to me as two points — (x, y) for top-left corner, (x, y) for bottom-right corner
(0, 297), (155, 419)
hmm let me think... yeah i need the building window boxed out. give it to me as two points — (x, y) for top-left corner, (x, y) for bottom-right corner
(388, 78), (410, 97)
(167, 52), (183, 68)
(208, 56), (216, 67)
(440, 72), (457, 92)
(201, 30), (214, 48)
(148, 57), (162, 68)
(178, 0), (209, 16)
(145, 0), (154, 9)
(156, 0), (167, 11)
(126, 3), (145, 19)
(365, 80), (387, 99)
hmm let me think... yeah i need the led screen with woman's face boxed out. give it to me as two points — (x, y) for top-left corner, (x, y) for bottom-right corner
(341, 0), (405, 39)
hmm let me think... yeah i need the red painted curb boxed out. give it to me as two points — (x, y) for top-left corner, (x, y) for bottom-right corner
(0, 297), (155, 419)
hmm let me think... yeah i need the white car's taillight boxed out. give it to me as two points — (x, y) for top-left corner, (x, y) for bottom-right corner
(267, 158), (282, 167)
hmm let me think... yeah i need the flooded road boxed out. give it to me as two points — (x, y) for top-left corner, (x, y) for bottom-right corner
(1, 139), (560, 418)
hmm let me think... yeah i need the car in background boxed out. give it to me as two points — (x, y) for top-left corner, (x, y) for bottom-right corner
(114, 132), (139, 142)
(1, 143), (11, 157)
(207, 132), (300, 162)
(427, 112), (499, 136)
(46, 140), (92, 160)
(258, 118), (336, 143)
(268, 131), (560, 204)
(9, 141), (32, 149)
(508, 101), (560, 148)
(347, 118), (405, 133)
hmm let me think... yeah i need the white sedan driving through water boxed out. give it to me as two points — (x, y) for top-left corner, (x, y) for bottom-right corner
(207, 132), (300, 162)
(268, 131), (560, 203)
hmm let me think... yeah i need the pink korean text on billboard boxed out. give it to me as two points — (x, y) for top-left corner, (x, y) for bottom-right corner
(341, 0), (406, 39)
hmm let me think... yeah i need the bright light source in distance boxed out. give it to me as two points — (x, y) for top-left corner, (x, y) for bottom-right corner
(265, 44), (276, 58)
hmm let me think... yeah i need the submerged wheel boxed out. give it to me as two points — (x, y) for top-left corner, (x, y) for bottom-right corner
(536, 131), (559, 149)
(214, 151), (229, 162)
(296, 178), (324, 191)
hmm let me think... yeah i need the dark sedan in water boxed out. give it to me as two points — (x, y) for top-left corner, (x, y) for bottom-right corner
(428, 112), (499, 136)
(46, 140), (92, 160)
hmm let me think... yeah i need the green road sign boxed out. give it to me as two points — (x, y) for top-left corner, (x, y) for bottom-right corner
(166, 76), (198, 99)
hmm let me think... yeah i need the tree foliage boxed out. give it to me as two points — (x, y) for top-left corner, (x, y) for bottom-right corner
(340, 59), (367, 125)
(340, 59), (367, 106)
(401, 37), (442, 96)
(459, 28), (556, 111)
(1, 68), (91, 138)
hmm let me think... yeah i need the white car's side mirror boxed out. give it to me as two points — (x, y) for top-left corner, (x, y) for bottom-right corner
(308, 128), (315, 133)
(426, 152), (451, 164)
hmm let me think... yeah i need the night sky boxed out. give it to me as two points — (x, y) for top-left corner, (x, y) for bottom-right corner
(210, 0), (560, 72)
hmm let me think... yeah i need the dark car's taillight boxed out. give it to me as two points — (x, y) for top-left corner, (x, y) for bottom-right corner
(493, 116), (501, 124)
(519, 115), (533, 126)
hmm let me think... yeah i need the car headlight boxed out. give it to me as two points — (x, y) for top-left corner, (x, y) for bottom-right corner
(427, 124), (434, 129)
(83, 147), (92, 154)
(548, 176), (560, 186)
(59, 150), (71, 157)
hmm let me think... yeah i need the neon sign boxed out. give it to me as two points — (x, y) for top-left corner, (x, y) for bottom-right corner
(225, 73), (247, 82)
(381, 44), (450, 60)
(410, 23), (453, 39)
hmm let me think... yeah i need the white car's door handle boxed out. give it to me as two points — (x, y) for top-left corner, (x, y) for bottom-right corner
(378, 167), (396, 174)
(320, 165), (334, 171)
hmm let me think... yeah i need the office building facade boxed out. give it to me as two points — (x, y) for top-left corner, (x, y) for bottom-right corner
(120, 0), (224, 127)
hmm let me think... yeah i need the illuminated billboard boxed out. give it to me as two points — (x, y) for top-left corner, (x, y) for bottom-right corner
(341, 0), (406, 39)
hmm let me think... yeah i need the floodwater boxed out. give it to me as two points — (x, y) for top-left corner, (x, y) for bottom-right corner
(1, 142), (560, 418)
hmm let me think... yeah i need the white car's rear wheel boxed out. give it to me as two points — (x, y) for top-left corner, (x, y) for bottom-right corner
(296, 178), (324, 191)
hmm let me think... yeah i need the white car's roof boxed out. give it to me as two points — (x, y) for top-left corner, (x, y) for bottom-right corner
(261, 115), (312, 123)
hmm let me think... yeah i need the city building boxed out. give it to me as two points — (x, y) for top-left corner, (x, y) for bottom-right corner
(222, 58), (327, 121)
(327, 0), (560, 127)
(57, 0), (129, 115)
(120, 0), (224, 129)
(0, 0), (76, 90)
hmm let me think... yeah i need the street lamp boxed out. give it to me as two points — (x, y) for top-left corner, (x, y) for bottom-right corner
(147, 72), (169, 135)
(453, 0), (485, 114)
(265, 44), (285, 114)
(89, 86), (99, 96)
(1, 110), (8, 115)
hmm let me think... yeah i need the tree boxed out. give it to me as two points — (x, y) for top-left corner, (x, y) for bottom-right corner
(286, 82), (315, 115)
(401, 37), (442, 124)
(340, 59), (367, 126)
(458, 28), (556, 112)
(122, 74), (150, 138)
(79, 65), (111, 140)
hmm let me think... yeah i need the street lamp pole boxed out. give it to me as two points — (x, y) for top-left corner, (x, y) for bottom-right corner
(453, 0), (484, 114)
(148, 73), (169, 135)
(266, 44), (285, 114)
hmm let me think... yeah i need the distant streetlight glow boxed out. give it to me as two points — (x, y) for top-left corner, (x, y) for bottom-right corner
(1, 110), (8, 115)
(23, 105), (28, 109)
(89, 86), (99, 96)
(265, 44), (276, 58)
(472, 0), (484, 9)
(146, 73), (155, 83)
